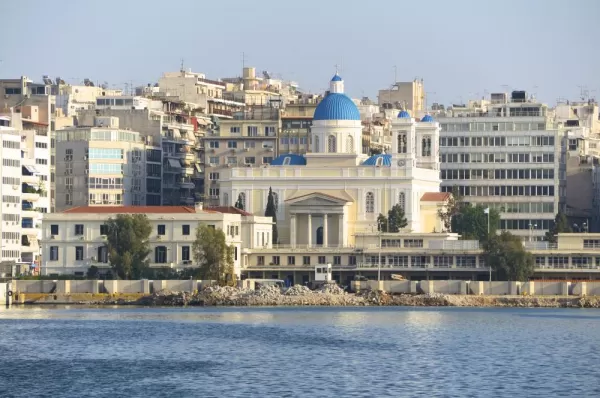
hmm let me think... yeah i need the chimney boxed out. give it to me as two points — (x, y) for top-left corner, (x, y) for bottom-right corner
(195, 202), (203, 212)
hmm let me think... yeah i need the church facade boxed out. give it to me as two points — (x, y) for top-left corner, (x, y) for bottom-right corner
(219, 74), (445, 247)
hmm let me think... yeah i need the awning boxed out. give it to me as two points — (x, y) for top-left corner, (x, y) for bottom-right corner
(194, 164), (202, 172)
(196, 118), (209, 126)
(23, 165), (39, 174)
(168, 159), (182, 168)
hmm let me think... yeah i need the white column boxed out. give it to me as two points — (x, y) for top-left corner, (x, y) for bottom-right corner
(307, 214), (312, 248)
(290, 214), (297, 248)
(338, 213), (344, 247)
(323, 213), (328, 248)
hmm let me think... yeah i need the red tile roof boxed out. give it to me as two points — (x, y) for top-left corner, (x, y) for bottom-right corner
(206, 206), (253, 216)
(62, 206), (205, 214)
(420, 192), (452, 202)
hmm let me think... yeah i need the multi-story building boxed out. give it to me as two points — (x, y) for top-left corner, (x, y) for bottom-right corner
(279, 94), (320, 155)
(40, 204), (273, 277)
(54, 117), (161, 210)
(222, 67), (298, 107)
(0, 115), (50, 269)
(202, 109), (279, 206)
(437, 91), (562, 240)
(377, 79), (425, 117)
(53, 78), (123, 117)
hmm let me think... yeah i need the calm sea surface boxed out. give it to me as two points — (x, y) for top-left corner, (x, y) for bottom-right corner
(0, 306), (599, 397)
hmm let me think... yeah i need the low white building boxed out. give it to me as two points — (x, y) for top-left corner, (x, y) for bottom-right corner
(41, 204), (273, 277)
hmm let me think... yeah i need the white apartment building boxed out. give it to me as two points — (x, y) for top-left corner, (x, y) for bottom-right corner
(0, 116), (50, 268)
(54, 117), (162, 210)
(437, 91), (562, 240)
(40, 204), (273, 276)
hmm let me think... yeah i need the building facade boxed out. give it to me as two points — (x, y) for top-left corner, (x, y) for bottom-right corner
(437, 92), (562, 240)
(40, 205), (273, 276)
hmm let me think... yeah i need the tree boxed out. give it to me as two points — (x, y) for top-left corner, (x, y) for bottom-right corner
(234, 194), (244, 210)
(264, 187), (278, 244)
(377, 213), (388, 232)
(86, 265), (99, 279)
(104, 214), (152, 279)
(544, 212), (571, 243)
(387, 204), (408, 232)
(192, 224), (236, 285)
(452, 204), (501, 242)
(437, 187), (462, 232)
(483, 231), (534, 281)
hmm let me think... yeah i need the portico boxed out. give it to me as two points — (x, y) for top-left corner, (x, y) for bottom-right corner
(286, 192), (352, 248)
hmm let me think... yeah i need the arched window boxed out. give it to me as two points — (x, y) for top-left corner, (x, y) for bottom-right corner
(239, 192), (246, 209)
(314, 135), (320, 152)
(398, 192), (406, 211)
(422, 136), (432, 156)
(365, 192), (374, 213)
(283, 156), (291, 165)
(327, 135), (337, 153)
(398, 133), (407, 154)
(376, 157), (383, 167)
(223, 192), (229, 206)
(346, 135), (354, 153)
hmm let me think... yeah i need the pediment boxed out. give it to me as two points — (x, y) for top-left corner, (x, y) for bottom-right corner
(286, 192), (352, 207)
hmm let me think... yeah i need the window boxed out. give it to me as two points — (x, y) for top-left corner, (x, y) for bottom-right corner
(182, 225), (190, 235)
(303, 256), (311, 265)
(157, 225), (166, 235)
(315, 136), (320, 152)
(74, 224), (84, 235)
(333, 256), (341, 265)
(398, 192), (406, 211)
(245, 157), (256, 165)
(287, 256), (295, 265)
(227, 157), (237, 165)
(209, 156), (219, 164)
(5, 87), (22, 95)
(51, 224), (59, 235)
(182, 246), (190, 261)
(421, 136), (432, 156)
(227, 141), (237, 149)
(230, 126), (240, 134)
(239, 192), (246, 209)
(365, 192), (374, 213)
(404, 239), (424, 248)
(318, 256), (326, 264)
(398, 133), (407, 153)
(264, 126), (276, 136)
(155, 246), (167, 263)
(327, 135), (337, 152)
(50, 246), (59, 261)
(272, 256), (280, 265)
(209, 141), (219, 148)
(283, 156), (291, 165)
(100, 224), (108, 235)
(248, 126), (258, 136)
(257, 256), (265, 265)
(263, 157), (273, 164)
(346, 135), (354, 153)
(209, 172), (220, 180)
(75, 246), (84, 261)
(349, 255), (357, 266)
(244, 141), (256, 149)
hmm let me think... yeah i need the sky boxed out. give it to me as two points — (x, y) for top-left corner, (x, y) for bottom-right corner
(1, 0), (598, 106)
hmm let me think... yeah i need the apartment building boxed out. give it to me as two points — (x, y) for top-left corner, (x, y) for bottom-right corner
(377, 79), (426, 117)
(222, 67), (298, 107)
(279, 94), (320, 155)
(53, 78), (123, 117)
(54, 117), (162, 210)
(203, 112), (278, 206)
(40, 204), (273, 276)
(0, 116), (50, 268)
(437, 91), (562, 240)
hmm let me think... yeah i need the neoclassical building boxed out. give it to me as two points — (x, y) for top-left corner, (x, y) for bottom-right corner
(219, 74), (445, 246)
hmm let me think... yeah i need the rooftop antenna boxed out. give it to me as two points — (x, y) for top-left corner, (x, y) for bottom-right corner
(242, 52), (247, 71)
(393, 65), (397, 84)
(180, 58), (185, 73)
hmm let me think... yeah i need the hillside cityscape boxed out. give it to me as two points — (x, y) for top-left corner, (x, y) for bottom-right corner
(0, 65), (599, 283)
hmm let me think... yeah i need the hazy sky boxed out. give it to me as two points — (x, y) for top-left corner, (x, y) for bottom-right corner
(1, 0), (598, 106)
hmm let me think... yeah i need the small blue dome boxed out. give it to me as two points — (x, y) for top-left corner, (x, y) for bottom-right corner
(313, 93), (360, 121)
(421, 114), (434, 122)
(331, 74), (343, 82)
(362, 154), (392, 167)
(270, 154), (306, 166)
(397, 110), (411, 118)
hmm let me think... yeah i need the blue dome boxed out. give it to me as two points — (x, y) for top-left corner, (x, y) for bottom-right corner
(270, 154), (306, 166)
(421, 114), (434, 122)
(331, 74), (343, 82)
(314, 93), (360, 121)
(362, 154), (392, 167)
(397, 110), (411, 118)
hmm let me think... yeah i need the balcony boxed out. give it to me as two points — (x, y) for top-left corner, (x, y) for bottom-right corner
(21, 185), (41, 201)
(21, 219), (38, 230)
(21, 174), (39, 184)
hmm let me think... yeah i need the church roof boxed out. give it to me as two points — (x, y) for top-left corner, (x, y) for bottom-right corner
(313, 93), (360, 121)
(270, 153), (307, 166)
(421, 192), (452, 202)
(397, 110), (411, 118)
(362, 153), (392, 166)
(331, 74), (343, 82)
(421, 114), (434, 122)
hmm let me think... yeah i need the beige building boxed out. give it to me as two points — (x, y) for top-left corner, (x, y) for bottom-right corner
(377, 79), (425, 116)
(279, 95), (320, 155)
(41, 204), (273, 277)
(54, 117), (161, 210)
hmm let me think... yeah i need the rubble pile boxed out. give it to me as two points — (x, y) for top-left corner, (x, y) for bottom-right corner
(316, 282), (346, 295)
(284, 285), (313, 296)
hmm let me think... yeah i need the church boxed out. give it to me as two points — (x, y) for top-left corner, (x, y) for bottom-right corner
(219, 73), (446, 247)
